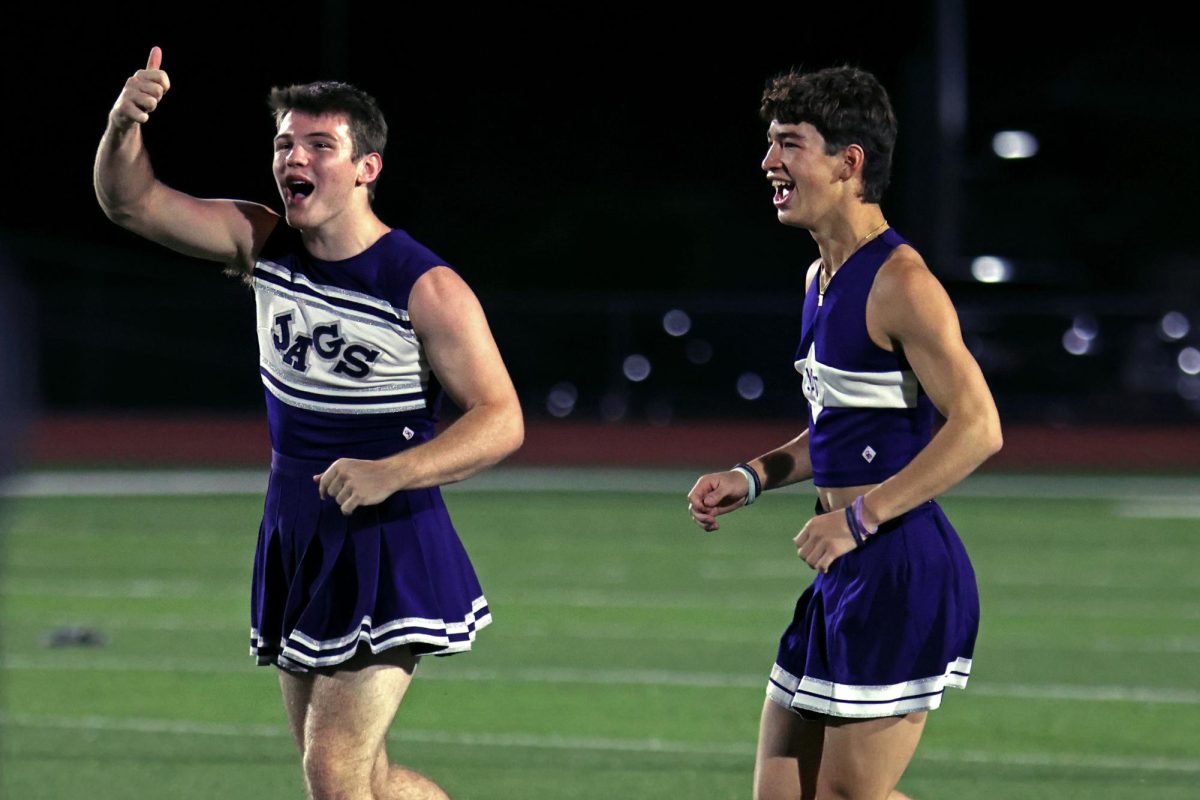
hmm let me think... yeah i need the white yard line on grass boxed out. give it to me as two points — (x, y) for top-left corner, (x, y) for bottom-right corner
(4, 468), (1200, 502)
(3, 712), (1199, 773)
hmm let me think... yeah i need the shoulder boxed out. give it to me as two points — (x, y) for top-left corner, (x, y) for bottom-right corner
(867, 243), (961, 345)
(408, 266), (489, 345)
(871, 244), (948, 313)
(411, 265), (474, 308)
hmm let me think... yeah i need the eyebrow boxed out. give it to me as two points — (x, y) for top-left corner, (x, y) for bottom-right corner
(770, 130), (807, 143)
(273, 131), (340, 142)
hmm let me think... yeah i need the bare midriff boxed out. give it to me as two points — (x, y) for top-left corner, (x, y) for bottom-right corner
(816, 483), (881, 514)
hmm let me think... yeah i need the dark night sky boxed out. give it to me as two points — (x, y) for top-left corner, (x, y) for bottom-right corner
(4, 5), (1198, 419)
(6, 5), (1197, 293)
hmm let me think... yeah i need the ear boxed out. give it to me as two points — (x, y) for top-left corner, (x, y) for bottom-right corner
(356, 153), (383, 187)
(840, 144), (866, 182)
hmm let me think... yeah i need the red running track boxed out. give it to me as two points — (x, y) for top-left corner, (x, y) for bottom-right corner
(16, 415), (1200, 470)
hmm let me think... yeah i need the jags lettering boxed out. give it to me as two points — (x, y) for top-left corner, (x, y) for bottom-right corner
(282, 335), (313, 371)
(272, 311), (294, 351)
(333, 344), (381, 378)
(312, 323), (346, 359)
(802, 364), (819, 401)
(272, 313), (380, 378)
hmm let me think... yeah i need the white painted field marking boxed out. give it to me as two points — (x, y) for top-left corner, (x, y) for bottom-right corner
(0, 578), (240, 599)
(4, 656), (1197, 705)
(1116, 499), (1200, 519)
(0, 470), (267, 497)
(3, 712), (1199, 773)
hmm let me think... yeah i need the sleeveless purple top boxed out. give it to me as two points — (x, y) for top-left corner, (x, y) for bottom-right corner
(252, 225), (448, 460)
(796, 229), (934, 487)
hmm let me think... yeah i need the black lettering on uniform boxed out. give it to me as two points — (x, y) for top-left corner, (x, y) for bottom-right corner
(333, 344), (381, 378)
(282, 335), (313, 372)
(312, 323), (345, 359)
(272, 312), (294, 351)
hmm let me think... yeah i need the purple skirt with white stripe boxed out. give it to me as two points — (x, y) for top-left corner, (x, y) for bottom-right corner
(767, 500), (978, 718)
(251, 451), (491, 672)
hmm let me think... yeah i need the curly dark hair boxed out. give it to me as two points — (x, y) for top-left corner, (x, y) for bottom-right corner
(268, 81), (388, 201)
(760, 66), (897, 203)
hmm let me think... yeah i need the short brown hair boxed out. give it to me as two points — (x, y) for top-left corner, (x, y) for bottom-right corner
(761, 66), (897, 203)
(268, 81), (388, 201)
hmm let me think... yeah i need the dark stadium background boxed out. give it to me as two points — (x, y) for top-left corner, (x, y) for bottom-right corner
(3, 5), (1198, 465)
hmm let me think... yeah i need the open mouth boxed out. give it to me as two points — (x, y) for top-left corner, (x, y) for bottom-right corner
(772, 179), (795, 206)
(286, 180), (315, 203)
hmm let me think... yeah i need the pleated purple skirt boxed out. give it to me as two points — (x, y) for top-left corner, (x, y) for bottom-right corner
(250, 451), (491, 672)
(767, 500), (979, 718)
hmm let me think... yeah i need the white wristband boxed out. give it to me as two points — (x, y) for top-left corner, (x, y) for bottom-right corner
(732, 465), (758, 506)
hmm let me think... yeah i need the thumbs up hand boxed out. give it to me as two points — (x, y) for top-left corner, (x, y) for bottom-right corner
(109, 47), (172, 132)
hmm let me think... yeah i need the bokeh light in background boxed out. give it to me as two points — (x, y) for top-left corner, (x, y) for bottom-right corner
(546, 382), (578, 418)
(1178, 347), (1200, 376)
(991, 130), (1039, 159)
(1160, 311), (1189, 341)
(622, 355), (652, 383)
(971, 256), (1012, 283)
(736, 373), (765, 401)
(662, 310), (691, 337)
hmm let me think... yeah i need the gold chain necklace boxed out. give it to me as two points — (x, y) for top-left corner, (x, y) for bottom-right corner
(818, 220), (889, 303)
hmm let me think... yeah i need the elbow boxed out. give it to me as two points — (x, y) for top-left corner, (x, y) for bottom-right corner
(500, 405), (525, 460)
(479, 398), (524, 466)
(985, 427), (1003, 459)
(100, 203), (132, 227)
(96, 190), (140, 230)
(980, 413), (1003, 460)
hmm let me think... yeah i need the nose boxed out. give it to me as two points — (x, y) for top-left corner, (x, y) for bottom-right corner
(285, 144), (309, 166)
(761, 141), (781, 172)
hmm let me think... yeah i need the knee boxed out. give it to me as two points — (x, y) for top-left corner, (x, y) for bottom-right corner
(302, 743), (374, 800)
(815, 783), (882, 800)
(754, 771), (815, 800)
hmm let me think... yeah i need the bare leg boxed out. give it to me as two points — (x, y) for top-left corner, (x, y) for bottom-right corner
(277, 647), (450, 800)
(753, 697), (921, 800)
(754, 698), (824, 800)
(816, 712), (925, 800)
(371, 747), (451, 800)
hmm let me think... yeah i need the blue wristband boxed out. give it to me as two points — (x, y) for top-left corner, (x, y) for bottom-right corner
(844, 506), (865, 546)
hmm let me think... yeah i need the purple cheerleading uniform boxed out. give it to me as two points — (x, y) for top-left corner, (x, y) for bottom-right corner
(248, 225), (490, 672)
(766, 229), (980, 718)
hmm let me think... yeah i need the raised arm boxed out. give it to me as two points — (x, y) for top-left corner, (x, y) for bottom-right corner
(315, 267), (525, 515)
(94, 47), (278, 272)
(858, 249), (1003, 526)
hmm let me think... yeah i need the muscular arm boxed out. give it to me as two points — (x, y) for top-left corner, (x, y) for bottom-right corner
(860, 249), (1003, 526)
(316, 267), (524, 514)
(94, 47), (278, 272)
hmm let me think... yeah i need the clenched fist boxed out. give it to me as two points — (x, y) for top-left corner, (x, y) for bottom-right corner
(110, 47), (171, 131)
(314, 458), (401, 516)
(686, 470), (750, 532)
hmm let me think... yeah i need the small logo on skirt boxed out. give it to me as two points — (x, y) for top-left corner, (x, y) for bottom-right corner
(403, 427), (415, 440)
(862, 446), (876, 463)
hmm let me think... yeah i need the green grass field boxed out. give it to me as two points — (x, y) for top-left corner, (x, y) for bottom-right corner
(2, 471), (1198, 799)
